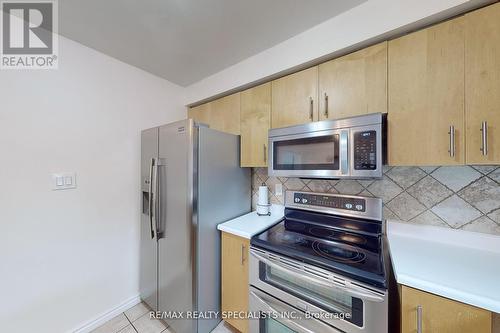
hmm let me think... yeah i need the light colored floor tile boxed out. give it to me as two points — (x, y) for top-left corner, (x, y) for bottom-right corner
(91, 313), (130, 333)
(118, 325), (138, 333)
(211, 321), (238, 333)
(132, 313), (167, 333)
(125, 302), (151, 322)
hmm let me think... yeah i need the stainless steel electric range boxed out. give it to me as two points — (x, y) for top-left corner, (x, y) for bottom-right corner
(249, 190), (394, 333)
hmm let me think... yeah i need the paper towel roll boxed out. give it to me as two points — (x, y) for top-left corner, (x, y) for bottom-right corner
(258, 185), (269, 206)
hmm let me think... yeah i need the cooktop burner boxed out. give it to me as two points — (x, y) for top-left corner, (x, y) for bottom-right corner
(251, 191), (387, 289)
(312, 240), (366, 263)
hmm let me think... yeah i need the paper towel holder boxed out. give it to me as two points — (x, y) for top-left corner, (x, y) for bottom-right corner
(256, 203), (271, 216)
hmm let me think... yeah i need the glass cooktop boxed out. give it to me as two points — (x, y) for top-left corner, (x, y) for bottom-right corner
(251, 208), (387, 289)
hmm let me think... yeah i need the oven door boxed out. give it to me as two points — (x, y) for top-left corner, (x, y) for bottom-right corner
(249, 248), (388, 333)
(268, 129), (348, 178)
(249, 286), (342, 333)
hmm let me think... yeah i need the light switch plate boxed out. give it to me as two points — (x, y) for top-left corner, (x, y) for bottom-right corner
(52, 172), (76, 190)
(275, 183), (283, 196)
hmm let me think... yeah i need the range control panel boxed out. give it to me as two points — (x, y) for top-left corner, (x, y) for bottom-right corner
(353, 130), (377, 170)
(293, 192), (366, 212)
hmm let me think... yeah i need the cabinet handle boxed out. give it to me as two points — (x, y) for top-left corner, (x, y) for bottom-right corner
(324, 93), (329, 118)
(416, 305), (423, 333)
(309, 97), (314, 120)
(263, 144), (267, 163)
(241, 244), (246, 265)
(480, 121), (488, 156)
(448, 125), (455, 157)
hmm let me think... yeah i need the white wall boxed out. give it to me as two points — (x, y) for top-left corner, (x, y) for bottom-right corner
(185, 0), (492, 105)
(0, 36), (185, 332)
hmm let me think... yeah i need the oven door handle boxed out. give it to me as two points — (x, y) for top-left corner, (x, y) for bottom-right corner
(250, 290), (315, 333)
(251, 250), (385, 303)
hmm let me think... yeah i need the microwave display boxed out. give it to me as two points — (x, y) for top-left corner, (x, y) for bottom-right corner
(353, 130), (377, 170)
(273, 134), (339, 170)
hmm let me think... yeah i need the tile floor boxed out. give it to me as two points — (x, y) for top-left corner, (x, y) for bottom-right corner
(91, 302), (236, 333)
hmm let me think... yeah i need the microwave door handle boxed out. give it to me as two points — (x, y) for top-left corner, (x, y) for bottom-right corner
(250, 250), (384, 303)
(340, 131), (349, 175)
(250, 290), (315, 333)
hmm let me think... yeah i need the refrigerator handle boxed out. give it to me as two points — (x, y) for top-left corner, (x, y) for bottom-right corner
(155, 158), (167, 240)
(148, 158), (155, 239)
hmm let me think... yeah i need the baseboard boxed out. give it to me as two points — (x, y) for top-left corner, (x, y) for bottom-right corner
(71, 294), (141, 333)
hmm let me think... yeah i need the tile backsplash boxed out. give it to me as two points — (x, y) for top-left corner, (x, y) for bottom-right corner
(251, 165), (500, 236)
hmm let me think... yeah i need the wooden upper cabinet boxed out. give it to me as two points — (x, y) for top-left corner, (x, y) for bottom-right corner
(465, 2), (500, 164)
(401, 285), (492, 333)
(188, 102), (211, 126)
(319, 42), (388, 120)
(271, 67), (318, 128)
(388, 17), (465, 166)
(210, 93), (241, 135)
(240, 83), (271, 167)
(221, 232), (249, 333)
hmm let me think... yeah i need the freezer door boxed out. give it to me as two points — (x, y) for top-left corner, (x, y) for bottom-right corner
(157, 120), (195, 333)
(197, 127), (251, 333)
(140, 127), (159, 311)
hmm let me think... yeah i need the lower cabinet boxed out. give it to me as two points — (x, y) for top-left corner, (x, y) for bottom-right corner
(401, 285), (492, 333)
(221, 232), (250, 333)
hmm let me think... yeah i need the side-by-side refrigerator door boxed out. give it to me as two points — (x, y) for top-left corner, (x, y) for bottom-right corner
(140, 127), (159, 311)
(157, 120), (195, 333)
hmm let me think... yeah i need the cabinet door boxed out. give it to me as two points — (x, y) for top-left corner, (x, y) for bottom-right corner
(401, 285), (491, 333)
(188, 103), (211, 126)
(319, 42), (387, 120)
(240, 83), (271, 167)
(271, 67), (318, 128)
(221, 232), (249, 333)
(210, 93), (241, 135)
(388, 18), (465, 166)
(465, 2), (500, 164)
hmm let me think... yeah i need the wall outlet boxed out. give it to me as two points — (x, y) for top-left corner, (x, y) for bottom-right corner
(52, 172), (77, 190)
(275, 183), (283, 196)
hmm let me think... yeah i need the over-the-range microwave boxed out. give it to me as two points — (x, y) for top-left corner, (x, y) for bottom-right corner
(268, 113), (386, 179)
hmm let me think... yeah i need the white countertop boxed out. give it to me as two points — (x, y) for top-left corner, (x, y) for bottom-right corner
(217, 204), (284, 239)
(387, 220), (500, 313)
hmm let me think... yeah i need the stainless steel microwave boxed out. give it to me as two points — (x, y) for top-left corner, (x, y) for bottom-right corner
(268, 113), (386, 179)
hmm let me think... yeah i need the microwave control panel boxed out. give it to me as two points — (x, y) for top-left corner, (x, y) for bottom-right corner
(353, 130), (377, 170)
(293, 192), (366, 212)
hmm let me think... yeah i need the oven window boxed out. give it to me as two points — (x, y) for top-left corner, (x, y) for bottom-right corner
(260, 263), (363, 327)
(260, 316), (296, 333)
(273, 135), (339, 170)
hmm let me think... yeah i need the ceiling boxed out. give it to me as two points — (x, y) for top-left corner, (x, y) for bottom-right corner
(59, 0), (366, 86)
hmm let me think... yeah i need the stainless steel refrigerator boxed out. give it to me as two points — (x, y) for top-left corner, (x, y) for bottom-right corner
(140, 119), (251, 333)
